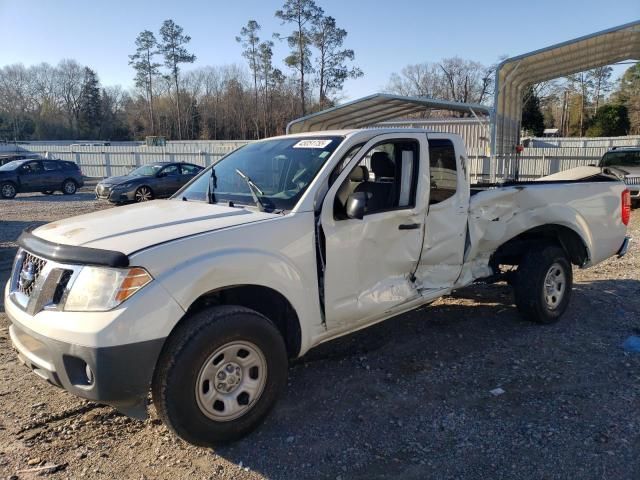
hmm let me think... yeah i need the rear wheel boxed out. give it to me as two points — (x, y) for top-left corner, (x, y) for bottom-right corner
(514, 245), (572, 324)
(62, 179), (77, 195)
(152, 305), (288, 446)
(134, 186), (153, 202)
(1, 182), (17, 199)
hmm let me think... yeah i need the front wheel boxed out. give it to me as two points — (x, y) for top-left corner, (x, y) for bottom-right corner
(134, 186), (153, 202)
(62, 179), (77, 195)
(514, 245), (573, 324)
(152, 305), (288, 446)
(1, 182), (17, 199)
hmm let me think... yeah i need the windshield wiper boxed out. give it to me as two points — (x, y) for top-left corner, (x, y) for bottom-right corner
(207, 167), (217, 204)
(235, 168), (267, 212)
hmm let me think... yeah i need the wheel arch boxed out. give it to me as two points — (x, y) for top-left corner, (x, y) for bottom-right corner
(491, 224), (590, 267)
(179, 284), (302, 359)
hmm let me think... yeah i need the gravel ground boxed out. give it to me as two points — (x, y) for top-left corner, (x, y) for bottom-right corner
(0, 189), (638, 480)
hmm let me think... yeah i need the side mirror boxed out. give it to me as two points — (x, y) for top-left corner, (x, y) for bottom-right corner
(346, 191), (367, 220)
(157, 171), (166, 178)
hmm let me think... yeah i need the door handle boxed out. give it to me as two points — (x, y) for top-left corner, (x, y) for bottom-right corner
(398, 223), (420, 230)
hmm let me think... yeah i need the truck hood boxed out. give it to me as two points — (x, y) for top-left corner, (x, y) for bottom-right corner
(32, 200), (276, 254)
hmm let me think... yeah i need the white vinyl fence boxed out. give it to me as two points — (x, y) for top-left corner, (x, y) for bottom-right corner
(0, 141), (619, 182)
(0, 142), (249, 177)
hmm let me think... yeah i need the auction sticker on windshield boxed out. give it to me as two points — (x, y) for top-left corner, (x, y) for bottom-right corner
(293, 139), (334, 149)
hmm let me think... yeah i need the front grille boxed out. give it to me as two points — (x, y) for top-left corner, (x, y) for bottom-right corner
(10, 250), (77, 313)
(17, 252), (47, 297)
(624, 176), (640, 186)
(96, 184), (111, 196)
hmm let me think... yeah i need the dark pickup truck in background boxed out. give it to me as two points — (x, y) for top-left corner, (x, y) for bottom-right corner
(0, 159), (84, 198)
(599, 147), (640, 207)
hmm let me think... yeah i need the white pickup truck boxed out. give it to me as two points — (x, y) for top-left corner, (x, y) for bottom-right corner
(6, 128), (631, 446)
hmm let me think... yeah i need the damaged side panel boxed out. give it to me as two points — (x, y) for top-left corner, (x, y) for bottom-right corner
(459, 179), (626, 286)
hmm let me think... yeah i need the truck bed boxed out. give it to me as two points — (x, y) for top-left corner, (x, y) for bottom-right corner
(466, 169), (626, 272)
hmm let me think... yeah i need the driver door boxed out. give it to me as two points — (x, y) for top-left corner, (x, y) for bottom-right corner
(18, 161), (44, 192)
(156, 164), (181, 197)
(320, 133), (429, 331)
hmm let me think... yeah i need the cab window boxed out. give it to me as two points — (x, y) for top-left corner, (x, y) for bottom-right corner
(335, 140), (419, 217)
(428, 139), (457, 204)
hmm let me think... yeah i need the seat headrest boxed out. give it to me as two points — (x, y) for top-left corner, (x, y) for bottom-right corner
(371, 152), (395, 178)
(349, 165), (369, 182)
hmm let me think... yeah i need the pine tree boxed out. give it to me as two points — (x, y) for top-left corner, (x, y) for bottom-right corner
(312, 15), (362, 108)
(237, 20), (261, 138)
(275, 0), (323, 115)
(159, 19), (196, 140)
(129, 30), (161, 135)
(521, 86), (545, 137)
(78, 67), (102, 139)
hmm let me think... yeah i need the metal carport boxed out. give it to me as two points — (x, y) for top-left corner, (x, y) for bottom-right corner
(492, 20), (640, 159)
(286, 94), (490, 134)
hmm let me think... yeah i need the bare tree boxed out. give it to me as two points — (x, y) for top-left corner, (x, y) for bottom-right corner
(386, 63), (444, 98)
(0, 64), (32, 140)
(439, 57), (493, 106)
(57, 59), (85, 135)
(566, 72), (593, 136)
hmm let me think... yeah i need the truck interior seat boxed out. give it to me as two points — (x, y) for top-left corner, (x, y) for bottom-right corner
(355, 152), (396, 212)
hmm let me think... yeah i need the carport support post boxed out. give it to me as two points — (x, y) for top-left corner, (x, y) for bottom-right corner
(74, 152), (81, 170)
(134, 152), (141, 167)
(105, 152), (112, 178)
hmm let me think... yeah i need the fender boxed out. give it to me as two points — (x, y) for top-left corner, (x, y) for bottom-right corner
(129, 212), (325, 356)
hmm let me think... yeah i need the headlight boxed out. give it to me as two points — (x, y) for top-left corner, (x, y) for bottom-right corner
(64, 266), (153, 312)
(114, 182), (134, 189)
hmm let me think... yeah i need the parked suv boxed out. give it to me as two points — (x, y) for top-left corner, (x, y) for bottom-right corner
(599, 147), (640, 206)
(0, 159), (84, 199)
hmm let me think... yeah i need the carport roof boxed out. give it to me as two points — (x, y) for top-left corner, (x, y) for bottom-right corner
(286, 94), (490, 134)
(493, 20), (640, 157)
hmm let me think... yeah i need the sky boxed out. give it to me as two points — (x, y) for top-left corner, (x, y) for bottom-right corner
(1, 0), (639, 100)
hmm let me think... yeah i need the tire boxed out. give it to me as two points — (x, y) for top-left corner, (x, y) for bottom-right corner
(1, 182), (17, 199)
(514, 245), (573, 324)
(152, 305), (288, 446)
(134, 186), (153, 202)
(41, 190), (55, 195)
(61, 179), (77, 195)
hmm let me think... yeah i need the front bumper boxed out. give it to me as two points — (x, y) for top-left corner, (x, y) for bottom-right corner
(9, 319), (164, 418)
(95, 185), (135, 203)
(617, 236), (631, 258)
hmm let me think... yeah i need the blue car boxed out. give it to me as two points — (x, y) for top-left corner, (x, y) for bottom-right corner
(0, 159), (84, 199)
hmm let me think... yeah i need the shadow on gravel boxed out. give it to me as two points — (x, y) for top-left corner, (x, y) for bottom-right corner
(7, 192), (97, 202)
(211, 278), (640, 479)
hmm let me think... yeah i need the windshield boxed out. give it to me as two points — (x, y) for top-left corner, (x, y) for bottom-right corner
(600, 151), (640, 168)
(0, 160), (23, 171)
(129, 164), (163, 176)
(176, 136), (343, 210)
